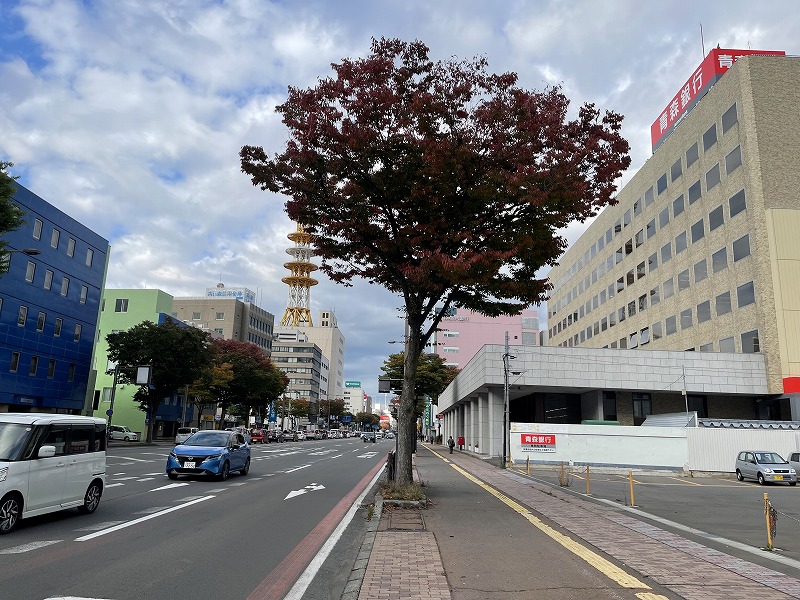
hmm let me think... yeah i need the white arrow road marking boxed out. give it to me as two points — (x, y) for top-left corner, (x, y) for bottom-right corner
(149, 482), (190, 492)
(75, 496), (214, 541)
(0, 540), (60, 554)
(75, 521), (127, 532)
(45, 597), (113, 600)
(284, 464), (311, 473)
(285, 482), (326, 500)
(357, 452), (378, 458)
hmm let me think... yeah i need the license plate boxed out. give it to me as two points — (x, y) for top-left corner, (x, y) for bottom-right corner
(184, 461), (196, 469)
(775, 475), (783, 481)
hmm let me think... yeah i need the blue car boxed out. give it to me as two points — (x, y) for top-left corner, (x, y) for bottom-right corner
(166, 430), (250, 481)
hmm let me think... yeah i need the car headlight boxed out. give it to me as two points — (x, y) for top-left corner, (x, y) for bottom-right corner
(206, 454), (221, 461)
(790, 469), (797, 475)
(763, 468), (773, 474)
(169, 451), (177, 458)
(0, 467), (7, 482)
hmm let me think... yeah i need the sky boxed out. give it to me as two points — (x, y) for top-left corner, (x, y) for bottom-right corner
(1, 0), (799, 405)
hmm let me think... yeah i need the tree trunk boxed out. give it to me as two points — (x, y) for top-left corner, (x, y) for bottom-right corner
(395, 327), (421, 485)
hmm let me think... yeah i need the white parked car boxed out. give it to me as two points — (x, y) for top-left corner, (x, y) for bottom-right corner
(0, 413), (107, 534)
(175, 427), (199, 444)
(108, 425), (138, 442)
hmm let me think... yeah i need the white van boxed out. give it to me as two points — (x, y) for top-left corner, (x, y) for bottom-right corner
(0, 413), (107, 535)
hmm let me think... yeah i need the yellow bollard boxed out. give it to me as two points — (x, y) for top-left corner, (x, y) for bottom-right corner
(526, 456), (530, 475)
(561, 461), (565, 485)
(765, 493), (773, 551)
(629, 470), (636, 507)
(586, 465), (591, 496)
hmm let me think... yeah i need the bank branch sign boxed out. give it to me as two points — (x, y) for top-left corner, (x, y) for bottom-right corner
(520, 433), (556, 453)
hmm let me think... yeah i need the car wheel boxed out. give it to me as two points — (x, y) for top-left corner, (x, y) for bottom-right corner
(758, 472), (766, 485)
(0, 493), (22, 535)
(791, 482), (797, 486)
(124, 436), (130, 441)
(240, 458), (251, 476)
(218, 461), (230, 481)
(78, 481), (102, 515)
(167, 471), (178, 480)
(736, 470), (744, 481)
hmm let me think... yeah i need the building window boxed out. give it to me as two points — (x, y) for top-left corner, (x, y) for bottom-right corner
(636, 262), (646, 280)
(635, 229), (644, 248)
(29, 355), (38, 376)
(626, 269), (635, 285)
(677, 269), (690, 291)
(51, 228), (60, 249)
(629, 332), (638, 348)
(640, 326), (650, 345)
(67, 238), (75, 257)
(603, 391), (617, 420)
(719, 336), (736, 352)
(47, 359), (56, 379)
(619, 337), (627, 349)
(650, 287), (660, 306)
(684, 185), (700, 212)
(694, 259), (707, 283)
(33, 219), (43, 240)
(671, 158), (682, 182)
(703, 123), (717, 151)
(657, 173), (667, 195)
(618, 307), (626, 323)
(10, 351), (20, 372)
(625, 239), (633, 255)
(673, 194), (685, 217)
(633, 394), (652, 424)
(633, 198), (642, 217)
(722, 102), (738, 133)
(675, 231), (687, 254)
(61, 276), (70, 297)
(192, 312), (201, 320)
(665, 315), (677, 335)
(646, 219), (656, 240)
(86, 248), (94, 267)
(54, 317), (63, 336)
(652, 321), (662, 341)
(729, 189), (747, 217)
(214, 327), (224, 334)
(648, 252), (658, 272)
(709, 205), (724, 231)
(659, 206), (670, 228)
(725, 146), (742, 175)
(737, 281), (756, 308)
(741, 330), (760, 353)
(712, 247), (728, 273)
(25, 261), (35, 283)
(699, 343), (714, 352)
(115, 298), (129, 312)
(706, 164), (721, 191)
(74, 323), (82, 342)
(663, 277), (675, 299)
(36, 311), (46, 332)
(697, 300), (712, 323)
(68, 363), (75, 381)
(681, 309), (693, 329)
(638, 294), (647, 311)
(215, 312), (225, 320)
(624, 209), (631, 229)
(691, 219), (705, 243)
(716, 291), (732, 316)
(661, 242), (672, 264)
(644, 186), (655, 207)
(18, 305), (27, 326)
(733, 234), (751, 262)
(44, 269), (53, 290)
(686, 142), (699, 168)
(80, 285), (88, 304)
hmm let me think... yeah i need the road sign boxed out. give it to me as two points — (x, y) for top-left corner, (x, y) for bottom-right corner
(341, 415), (352, 423)
(105, 409), (113, 417)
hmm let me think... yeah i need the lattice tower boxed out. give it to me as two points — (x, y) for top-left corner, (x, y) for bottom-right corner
(280, 223), (318, 327)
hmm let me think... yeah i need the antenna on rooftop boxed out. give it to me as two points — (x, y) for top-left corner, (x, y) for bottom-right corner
(700, 22), (705, 57)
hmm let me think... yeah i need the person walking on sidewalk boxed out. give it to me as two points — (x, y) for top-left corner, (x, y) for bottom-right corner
(447, 435), (455, 454)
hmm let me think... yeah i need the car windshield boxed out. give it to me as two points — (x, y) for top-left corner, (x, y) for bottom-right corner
(0, 423), (33, 461)
(756, 452), (786, 464)
(182, 431), (230, 447)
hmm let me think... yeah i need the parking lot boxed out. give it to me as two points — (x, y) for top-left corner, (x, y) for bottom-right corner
(513, 463), (800, 567)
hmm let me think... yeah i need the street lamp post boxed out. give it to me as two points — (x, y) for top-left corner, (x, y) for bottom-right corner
(502, 331), (516, 469)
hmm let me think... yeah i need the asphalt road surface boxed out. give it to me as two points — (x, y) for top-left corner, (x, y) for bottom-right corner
(0, 436), (388, 600)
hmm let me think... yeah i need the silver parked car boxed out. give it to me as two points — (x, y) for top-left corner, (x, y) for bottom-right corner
(735, 450), (797, 485)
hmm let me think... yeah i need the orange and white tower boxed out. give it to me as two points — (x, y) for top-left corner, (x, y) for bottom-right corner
(280, 223), (318, 327)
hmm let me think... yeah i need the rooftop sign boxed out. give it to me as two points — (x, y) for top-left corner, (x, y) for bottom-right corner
(650, 48), (785, 152)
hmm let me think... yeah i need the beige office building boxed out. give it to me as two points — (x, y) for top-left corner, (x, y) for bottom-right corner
(546, 53), (800, 418)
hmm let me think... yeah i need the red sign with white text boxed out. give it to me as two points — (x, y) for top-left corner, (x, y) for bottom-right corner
(520, 433), (556, 453)
(650, 48), (785, 152)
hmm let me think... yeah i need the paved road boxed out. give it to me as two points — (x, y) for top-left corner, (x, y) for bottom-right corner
(0, 437), (387, 600)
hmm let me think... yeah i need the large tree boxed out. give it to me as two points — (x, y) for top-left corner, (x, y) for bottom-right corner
(241, 38), (630, 483)
(0, 162), (26, 271)
(106, 319), (212, 443)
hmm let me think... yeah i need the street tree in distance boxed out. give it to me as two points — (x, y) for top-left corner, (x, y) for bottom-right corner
(241, 38), (631, 483)
(382, 352), (459, 415)
(106, 319), (212, 443)
(0, 162), (27, 271)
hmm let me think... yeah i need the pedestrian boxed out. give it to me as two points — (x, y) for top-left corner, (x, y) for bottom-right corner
(447, 435), (455, 454)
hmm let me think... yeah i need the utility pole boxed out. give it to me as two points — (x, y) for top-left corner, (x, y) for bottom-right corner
(502, 331), (510, 469)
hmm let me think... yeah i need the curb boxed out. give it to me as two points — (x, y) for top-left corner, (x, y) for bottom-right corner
(341, 494), (383, 600)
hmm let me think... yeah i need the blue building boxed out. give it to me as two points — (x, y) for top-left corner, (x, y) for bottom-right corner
(0, 182), (109, 413)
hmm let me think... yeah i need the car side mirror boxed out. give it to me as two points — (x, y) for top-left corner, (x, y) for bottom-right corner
(38, 445), (56, 458)
(231, 444), (240, 450)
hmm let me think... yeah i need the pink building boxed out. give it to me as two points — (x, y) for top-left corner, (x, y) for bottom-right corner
(433, 307), (541, 368)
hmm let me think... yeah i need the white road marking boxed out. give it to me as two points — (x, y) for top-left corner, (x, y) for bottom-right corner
(75, 496), (214, 541)
(75, 521), (126, 531)
(285, 483), (325, 500)
(133, 507), (171, 515)
(137, 477), (156, 482)
(105, 483), (125, 488)
(107, 455), (150, 462)
(0, 540), (60, 554)
(228, 482), (247, 486)
(148, 482), (190, 492)
(111, 476), (139, 481)
(45, 597), (112, 599)
(176, 496), (206, 502)
(284, 464), (311, 473)
(357, 452), (378, 458)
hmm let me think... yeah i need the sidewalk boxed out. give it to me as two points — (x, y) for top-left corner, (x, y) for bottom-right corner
(350, 443), (800, 600)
